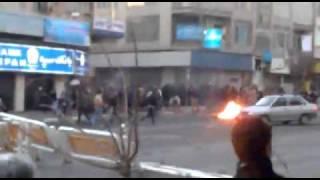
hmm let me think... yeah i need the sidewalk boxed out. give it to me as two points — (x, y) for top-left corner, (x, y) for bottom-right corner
(10, 106), (209, 127)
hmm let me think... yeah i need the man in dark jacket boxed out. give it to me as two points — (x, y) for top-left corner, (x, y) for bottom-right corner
(232, 116), (283, 178)
(0, 97), (7, 112)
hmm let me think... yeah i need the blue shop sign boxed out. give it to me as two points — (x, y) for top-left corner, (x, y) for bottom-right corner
(203, 28), (223, 49)
(69, 50), (89, 76)
(262, 49), (272, 64)
(176, 24), (203, 41)
(0, 42), (86, 75)
(44, 18), (90, 47)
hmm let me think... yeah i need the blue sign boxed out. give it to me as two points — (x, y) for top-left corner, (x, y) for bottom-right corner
(176, 24), (203, 41)
(0, 12), (43, 37)
(69, 50), (89, 76)
(44, 18), (90, 47)
(262, 49), (272, 64)
(203, 28), (223, 49)
(0, 42), (86, 75)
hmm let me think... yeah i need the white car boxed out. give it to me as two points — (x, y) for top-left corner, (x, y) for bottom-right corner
(241, 94), (318, 125)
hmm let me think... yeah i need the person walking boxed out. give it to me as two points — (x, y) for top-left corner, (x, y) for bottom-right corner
(90, 89), (104, 127)
(0, 97), (7, 112)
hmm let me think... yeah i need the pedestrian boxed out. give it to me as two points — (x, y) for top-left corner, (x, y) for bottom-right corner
(143, 87), (158, 125)
(189, 85), (200, 113)
(90, 89), (104, 127)
(232, 116), (283, 178)
(169, 95), (181, 113)
(0, 97), (7, 112)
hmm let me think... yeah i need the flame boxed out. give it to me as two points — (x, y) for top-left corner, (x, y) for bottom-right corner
(217, 101), (243, 121)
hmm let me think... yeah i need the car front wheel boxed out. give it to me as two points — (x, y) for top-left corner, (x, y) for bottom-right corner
(299, 114), (310, 125)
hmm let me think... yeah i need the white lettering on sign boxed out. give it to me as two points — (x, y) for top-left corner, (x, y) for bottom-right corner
(11, 59), (19, 67)
(0, 49), (7, 56)
(94, 19), (125, 33)
(4, 58), (11, 65)
(20, 59), (27, 67)
(8, 49), (21, 57)
(39, 56), (54, 68)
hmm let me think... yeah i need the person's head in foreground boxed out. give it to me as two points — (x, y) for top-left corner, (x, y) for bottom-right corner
(232, 116), (283, 178)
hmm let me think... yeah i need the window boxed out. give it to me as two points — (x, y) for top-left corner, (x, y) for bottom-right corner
(20, 2), (26, 9)
(317, 3), (320, 16)
(256, 96), (277, 106)
(255, 33), (271, 55)
(33, 2), (48, 13)
(237, 2), (252, 11)
(97, 2), (109, 8)
(273, 97), (287, 107)
(256, 3), (272, 29)
(277, 33), (285, 49)
(126, 15), (160, 42)
(127, 2), (145, 7)
(234, 21), (252, 46)
(289, 97), (304, 106)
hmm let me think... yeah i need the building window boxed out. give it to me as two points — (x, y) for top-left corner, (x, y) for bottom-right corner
(127, 2), (156, 8)
(172, 15), (201, 42)
(127, 2), (145, 7)
(234, 21), (252, 46)
(33, 2), (48, 13)
(317, 3), (320, 16)
(20, 2), (26, 9)
(255, 32), (271, 55)
(237, 2), (252, 11)
(256, 3), (272, 29)
(273, 31), (287, 57)
(126, 15), (160, 42)
(97, 2), (109, 8)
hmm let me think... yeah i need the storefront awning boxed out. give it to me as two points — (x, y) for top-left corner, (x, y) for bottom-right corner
(191, 50), (253, 71)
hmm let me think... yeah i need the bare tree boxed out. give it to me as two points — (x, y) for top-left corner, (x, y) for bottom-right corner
(97, 20), (140, 177)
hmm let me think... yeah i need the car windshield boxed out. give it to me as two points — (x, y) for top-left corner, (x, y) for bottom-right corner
(255, 96), (277, 106)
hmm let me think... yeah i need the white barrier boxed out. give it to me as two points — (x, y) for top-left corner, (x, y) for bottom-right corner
(137, 162), (232, 178)
(0, 112), (232, 178)
(57, 126), (120, 169)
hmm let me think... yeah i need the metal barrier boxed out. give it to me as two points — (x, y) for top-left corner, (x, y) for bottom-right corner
(137, 162), (232, 178)
(0, 112), (232, 178)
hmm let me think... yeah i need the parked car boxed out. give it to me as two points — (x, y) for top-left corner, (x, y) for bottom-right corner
(241, 94), (318, 125)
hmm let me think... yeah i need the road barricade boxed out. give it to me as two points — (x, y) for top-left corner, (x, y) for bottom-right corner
(58, 126), (120, 169)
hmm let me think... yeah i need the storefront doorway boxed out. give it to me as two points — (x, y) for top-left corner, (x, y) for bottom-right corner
(0, 72), (15, 110)
(25, 74), (55, 110)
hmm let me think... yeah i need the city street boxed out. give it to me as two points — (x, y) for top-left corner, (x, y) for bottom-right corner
(14, 111), (320, 178)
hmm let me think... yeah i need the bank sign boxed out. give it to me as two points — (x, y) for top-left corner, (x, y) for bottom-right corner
(0, 42), (86, 75)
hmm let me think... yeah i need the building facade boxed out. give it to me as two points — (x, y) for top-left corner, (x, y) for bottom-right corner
(90, 2), (316, 94)
(0, 2), (317, 111)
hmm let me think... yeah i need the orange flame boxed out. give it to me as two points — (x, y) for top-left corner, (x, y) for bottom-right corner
(217, 101), (243, 121)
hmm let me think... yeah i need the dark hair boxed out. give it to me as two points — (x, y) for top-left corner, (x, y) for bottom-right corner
(232, 116), (272, 163)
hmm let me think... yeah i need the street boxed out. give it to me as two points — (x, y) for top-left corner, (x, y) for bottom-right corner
(14, 111), (320, 178)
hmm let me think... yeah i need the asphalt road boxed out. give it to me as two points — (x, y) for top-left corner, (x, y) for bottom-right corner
(12, 111), (320, 178)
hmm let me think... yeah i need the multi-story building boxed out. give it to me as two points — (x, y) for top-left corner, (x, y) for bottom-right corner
(0, 2), (91, 111)
(0, 2), (317, 112)
(90, 2), (316, 95)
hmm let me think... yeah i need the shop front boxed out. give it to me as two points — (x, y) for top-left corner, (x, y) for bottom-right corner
(0, 42), (87, 112)
(190, 50), (254, 89)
